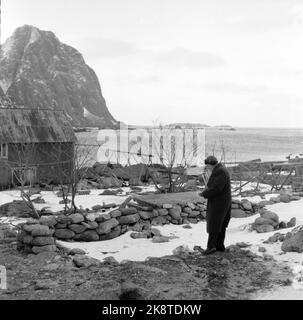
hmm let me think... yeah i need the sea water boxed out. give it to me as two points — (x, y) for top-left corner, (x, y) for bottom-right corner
(76, 127), (303, 164)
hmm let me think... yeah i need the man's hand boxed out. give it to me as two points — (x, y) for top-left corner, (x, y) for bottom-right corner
(199, 188), (208, 197)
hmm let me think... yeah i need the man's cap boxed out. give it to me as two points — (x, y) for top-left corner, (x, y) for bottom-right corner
(204, 155), (218, 165)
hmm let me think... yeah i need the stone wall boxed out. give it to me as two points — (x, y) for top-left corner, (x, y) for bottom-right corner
(17, 196), (260, 253)
(17, 216), (58, 254)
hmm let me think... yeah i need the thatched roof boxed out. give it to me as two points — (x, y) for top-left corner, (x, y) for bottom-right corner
(0, 108), (77, 143)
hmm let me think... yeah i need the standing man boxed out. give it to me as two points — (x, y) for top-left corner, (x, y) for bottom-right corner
(200, 156), (232, 255)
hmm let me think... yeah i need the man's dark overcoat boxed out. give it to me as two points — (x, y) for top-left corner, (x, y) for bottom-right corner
(201, 163), (232, 233)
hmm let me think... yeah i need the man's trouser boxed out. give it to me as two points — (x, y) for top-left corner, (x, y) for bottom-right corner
(207, 212), (231, 251)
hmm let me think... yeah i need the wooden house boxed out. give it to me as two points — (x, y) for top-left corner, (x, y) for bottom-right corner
(0, 108), (77, 188)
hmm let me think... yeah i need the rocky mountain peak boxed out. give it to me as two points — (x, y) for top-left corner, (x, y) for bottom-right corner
(0, 25), (118, 128)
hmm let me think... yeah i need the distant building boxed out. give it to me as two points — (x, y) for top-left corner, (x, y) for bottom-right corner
(0, 108), (77, 188)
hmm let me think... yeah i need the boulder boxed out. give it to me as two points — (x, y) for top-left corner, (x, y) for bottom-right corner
(24, 224), (52, 236)
(39, 216), (57, 227)
(69, 248), (86, 255)
(73, 255), (101, 268)
(150, 228), (161, 237)
(32, 245), (57, 254)
(118, 214), (140, 225)
(169, 208), (182, 220)
(85, 213), (98, 222)
(103, 256), (119, 264)
(232, 203), (240, 209)
(100, 176), (123, 189)
(56, 215), (72, 225)
(0, 200), (34, 218)
(265, 232), (286, 244)
(188, 218), (198, 224)
(97, 218), (119, 235)
(241, 199), (252, 211)
(231, 209), (246, 218)
(279, 221), (288, 229)
(163, 204), (173, 209)
(121, 207), (138, 216)
(183, 207), (192, 214)
(151, 216), (167, 226)
(32, 237), (55, 246)
(130, 223), (144, 232)
(119, 281), (146, 300)
(92, 205), (103, 211)
(73, 230), (99, 242)
(112, 163), (149, 181)
(201, 211), (207, 219)
(129, 177), (144, 186)
(258, 200), (271, 208)
(269, 196), (280, 203)
(261, 211), (279, 223)
(254, 217), (277, 227)
(69, 213), (85, 224)
(99, 190), (119, 196)
(281, 227), (303, 253)
(290, 195), (301, 201)
(138, 211), (155, 220)
(99, 227), (121, 240)
(254, 224), (274, 233)
(280, 194), (291, 203)
(187, 202), (196, 210)
(68, 224), (87, 234)
(96, 214), (111, 223)
(23, 235), (34, 245)
(152, 210), (159, 217)
(287, 217), (296, 228)
(54, 229), (75, 240)
(55, 223), (67, 229)
(130, 232), (149, 239)
(157, 209), (168, 216)
(26, 218), (40, 225)
(110, 210), (122, 218)
(188, 211), (200, 218)
(82, 221), (98, 229)
(103, 203), (117, 209)
(93, 163), (114, 176)
(152, 236), (170, 243)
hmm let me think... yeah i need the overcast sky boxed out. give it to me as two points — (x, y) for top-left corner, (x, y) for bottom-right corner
(2, 0), (303, 128)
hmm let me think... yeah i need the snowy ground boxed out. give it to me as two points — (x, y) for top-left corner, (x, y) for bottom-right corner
(1, 184), (303, 299)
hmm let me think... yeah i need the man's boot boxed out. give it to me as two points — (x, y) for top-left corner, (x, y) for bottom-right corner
(203, 248), (216, 256)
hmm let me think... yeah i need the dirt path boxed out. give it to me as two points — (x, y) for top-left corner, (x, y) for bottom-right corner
(0, 239), (293, 300)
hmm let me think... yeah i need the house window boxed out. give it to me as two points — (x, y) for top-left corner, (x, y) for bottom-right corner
(0, 144), (8, 159)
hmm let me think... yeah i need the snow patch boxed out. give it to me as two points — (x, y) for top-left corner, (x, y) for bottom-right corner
(0, 79), (12, 94)
(83, 107), (94, 118)
(1, 187), (303, 298)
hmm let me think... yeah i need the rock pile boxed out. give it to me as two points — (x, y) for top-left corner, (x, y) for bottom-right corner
(17, 216), (58, 254)
(231, 199), (258, 218)
(252, 209), (280, 233)
(252, 208), (296, 233)
(263, 232), (286, 244)
(0, 201), (35, 218)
